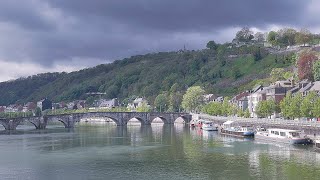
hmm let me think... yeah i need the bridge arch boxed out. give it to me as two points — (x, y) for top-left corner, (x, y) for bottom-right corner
(126, 117), (147, 126)
(82, 115), (120, 126)
(150, 116), (168, 124)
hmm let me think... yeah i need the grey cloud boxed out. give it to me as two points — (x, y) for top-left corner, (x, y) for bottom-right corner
(0, 0), (315, 69)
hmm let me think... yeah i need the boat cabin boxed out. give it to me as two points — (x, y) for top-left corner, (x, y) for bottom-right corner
(267, 129), (302, 138)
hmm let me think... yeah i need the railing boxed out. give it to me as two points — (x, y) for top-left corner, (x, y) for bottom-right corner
(196, 114), (320, 128)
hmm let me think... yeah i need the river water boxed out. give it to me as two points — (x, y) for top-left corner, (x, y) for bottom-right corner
(1, 122), (320, 180)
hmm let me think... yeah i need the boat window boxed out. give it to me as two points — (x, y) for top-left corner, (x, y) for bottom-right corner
(290, 132), (300, 137)
(280, 132), (286, 137)
(271, 131), (274, 134)
(274, 131), (279, 135)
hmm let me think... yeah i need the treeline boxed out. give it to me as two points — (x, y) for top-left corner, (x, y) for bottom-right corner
(202, 99), (250, 118)
(228, 27), (320, 48)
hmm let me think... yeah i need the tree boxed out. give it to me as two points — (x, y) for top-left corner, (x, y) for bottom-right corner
(235, 27), (254, 42)
(136, 102), (151, 112)
(280, 93), (292, 119)
(203, 102), (222, 116)
(289, 93), (303, 119)
(312, 98), (320, 118)
(256, 99), (276, 118)
(35, 107), (42, 116)
(254, 32), (265, 42)
(301, 91), (318, 118)
(313, 60), (320, 81)
(297, 51), (318, 81)
(270, 68), (285, 82)
(267, 31), (278, 46)
(181, 86), (205, 112)
(206, 40), (218, 50)
(154, 93), (168, 112)
(244, 109), (250, 118)
(296, 28), (312, 46)
(283, 71), (294, 80)
(277, 28), (297, 47)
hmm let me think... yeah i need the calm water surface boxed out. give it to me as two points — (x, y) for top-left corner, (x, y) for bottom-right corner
(1, 122), (320, 180)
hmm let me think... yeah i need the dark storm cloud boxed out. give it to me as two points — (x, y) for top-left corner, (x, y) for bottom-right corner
(0, 0), (314, 67)
(48, 0), (308, 31)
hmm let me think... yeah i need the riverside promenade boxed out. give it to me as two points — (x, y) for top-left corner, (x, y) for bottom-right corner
(195, 114), (320, 138)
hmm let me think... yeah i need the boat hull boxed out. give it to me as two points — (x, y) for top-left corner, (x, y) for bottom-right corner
(202, 127), (218, 131)
(255, 133), (312, 145)
(220, 129), (254, 137)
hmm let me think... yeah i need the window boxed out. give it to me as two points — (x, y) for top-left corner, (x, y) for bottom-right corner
(274, 131), (279, 135)
(280, 132), (286, 137)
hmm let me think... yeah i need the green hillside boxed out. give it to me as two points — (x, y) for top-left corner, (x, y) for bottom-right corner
(0, 45), (294, 106)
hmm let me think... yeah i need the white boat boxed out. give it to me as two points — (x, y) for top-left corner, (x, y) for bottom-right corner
(315, 139), (320, 148)
(202, 121), (218, 131)
(220, 121), (254, 137)
(255, 128), (312, 145)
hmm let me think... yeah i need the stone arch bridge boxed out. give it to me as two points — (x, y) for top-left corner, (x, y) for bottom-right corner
(0, 112), (192, 130)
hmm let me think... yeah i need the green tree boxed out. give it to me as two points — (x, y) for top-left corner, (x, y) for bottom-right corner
(35, 107), (42, 116)
(313, 60), (320, 81)
(244, 109), (250, 118)
(280, 93), (292, 119)
(181, 86), (205, 112)
(136, 102), (151, 112)
(283, 71), (294, 80)
(203, 102), (223, 116)
(295, 28), (312, 46)
(289, 93), (303, 119)
(301, 91), (318, 118)
(206, 40), (218, 50)
(235, 27), (254, 42)
(270, 68), (285, 82)
(267, 31), (278, 46)
(154, 93), (168, 112)
(256, 99), (276, 118)
(312, 98), (320, 118)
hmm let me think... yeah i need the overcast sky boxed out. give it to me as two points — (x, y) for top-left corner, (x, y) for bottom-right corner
(0, 0), (319, 82)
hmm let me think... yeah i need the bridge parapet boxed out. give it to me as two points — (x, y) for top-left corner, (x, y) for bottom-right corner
(0, 112), (191, 130)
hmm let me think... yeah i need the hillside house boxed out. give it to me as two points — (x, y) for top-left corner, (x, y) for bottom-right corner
(37, 98), (52, 111)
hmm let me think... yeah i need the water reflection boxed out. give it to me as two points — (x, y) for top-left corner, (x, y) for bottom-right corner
(0, 122), (320, 179)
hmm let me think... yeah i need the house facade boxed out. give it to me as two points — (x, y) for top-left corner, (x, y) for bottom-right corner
(37, 98), (52, 111)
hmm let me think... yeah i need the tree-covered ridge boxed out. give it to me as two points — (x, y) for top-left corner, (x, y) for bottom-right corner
(0, 46), (293, 106)
(2, 26), (317, 106)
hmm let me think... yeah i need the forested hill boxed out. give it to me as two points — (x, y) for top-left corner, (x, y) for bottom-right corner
(0, 45), (295, 106)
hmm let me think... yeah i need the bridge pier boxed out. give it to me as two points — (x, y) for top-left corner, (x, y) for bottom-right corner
(0, 119), (23, 130)
(28, 117), (47, 129)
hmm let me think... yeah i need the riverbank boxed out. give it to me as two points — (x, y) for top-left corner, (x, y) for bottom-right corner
(194, 113), (320, 142)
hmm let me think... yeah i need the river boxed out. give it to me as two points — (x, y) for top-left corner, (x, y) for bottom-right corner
(0, 122), (320, 180)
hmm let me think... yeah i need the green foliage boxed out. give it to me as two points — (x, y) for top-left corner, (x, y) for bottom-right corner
(301, 91), (317, 118)
(244, 109), (250, 118)
(136, 102), (152, 112)
(283, 71), (294, 80)
(35, 107), (42, 116)
(154, 93), (168, 112)
(267, 31), (278, 46)
(0, 111), (33, 118)
(206, 40), (218, 50)
(313, 60), (320, 81)
(0, 45), (294, 106)
(182, 86), (205, 112)
(256, 99), (276, 118)
(280, 93), (303, 119)
(235, 27), (254, 42)
(202, 98), (239, 117)
(270, 68), (286, 82)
